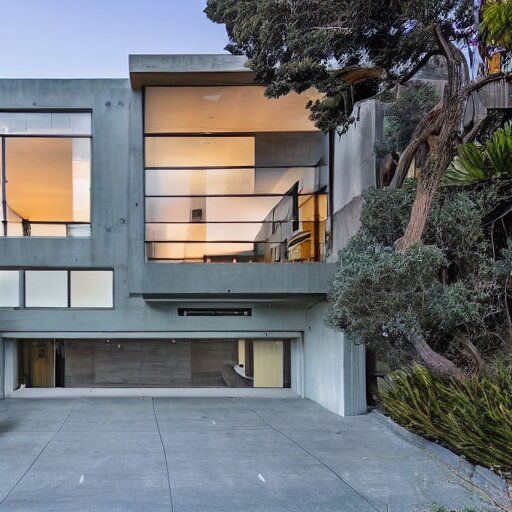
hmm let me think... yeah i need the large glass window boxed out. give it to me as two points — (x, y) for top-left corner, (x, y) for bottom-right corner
(144, 87), (328, 263)
(0, 112), (91, 237)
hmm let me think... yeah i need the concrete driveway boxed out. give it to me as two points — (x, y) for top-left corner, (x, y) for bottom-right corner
(0, 397), (493, 512)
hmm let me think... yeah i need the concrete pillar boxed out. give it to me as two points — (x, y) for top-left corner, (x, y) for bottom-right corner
(342, 340), (366, 416)
(0, 337), (4, 399)
(304, 302), (367, 416)
(2, 339), (17, 397)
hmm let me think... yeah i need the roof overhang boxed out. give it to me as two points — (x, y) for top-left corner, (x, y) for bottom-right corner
(129, 54), (256, 88)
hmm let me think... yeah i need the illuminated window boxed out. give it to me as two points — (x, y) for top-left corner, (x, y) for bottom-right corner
(0, 112), (91, 237)
(144, 87), (328, 263)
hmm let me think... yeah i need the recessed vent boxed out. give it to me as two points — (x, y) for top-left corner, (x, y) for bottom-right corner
(178, 308), (252, 317)
(190, 208), (203, 222)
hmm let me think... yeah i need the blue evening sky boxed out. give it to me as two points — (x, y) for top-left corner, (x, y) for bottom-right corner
(0, 0), (229, 78)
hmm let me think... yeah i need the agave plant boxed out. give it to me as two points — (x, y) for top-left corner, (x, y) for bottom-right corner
(443, 123), (512, 186)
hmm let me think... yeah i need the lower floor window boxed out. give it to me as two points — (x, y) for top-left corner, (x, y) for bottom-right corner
(0, 269), (113, 308)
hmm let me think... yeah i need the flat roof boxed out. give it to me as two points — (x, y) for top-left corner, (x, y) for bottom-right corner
(129, 54), (255, 88)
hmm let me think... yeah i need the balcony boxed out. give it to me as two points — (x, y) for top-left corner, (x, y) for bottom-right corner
(145, 167), (328, 263)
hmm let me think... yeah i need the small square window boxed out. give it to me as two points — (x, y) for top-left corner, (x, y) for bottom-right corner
(0, 270), (20, 307)
(70, 270), (113, 308)
(25, 271), (68, 308)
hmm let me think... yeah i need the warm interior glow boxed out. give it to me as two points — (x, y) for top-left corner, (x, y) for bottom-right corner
(143, 88), (327, 262)
(4, 137), (90, 223)
(145, 136), (255, 167)
(145, 86), (321, 133)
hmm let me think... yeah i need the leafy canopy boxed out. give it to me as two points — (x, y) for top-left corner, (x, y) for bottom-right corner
(480, 1), (512, 48)
(375, 81), (441, 158)
(205, 0), (473, 131)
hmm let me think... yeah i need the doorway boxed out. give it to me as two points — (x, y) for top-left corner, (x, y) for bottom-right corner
(18, 340), (55, 388)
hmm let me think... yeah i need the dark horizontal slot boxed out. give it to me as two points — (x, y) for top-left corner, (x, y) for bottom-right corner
(178, 308), (252, 317)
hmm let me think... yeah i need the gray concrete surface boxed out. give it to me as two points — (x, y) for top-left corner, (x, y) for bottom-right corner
(7, 387), (298, 399)
(0, 397), (495, 512)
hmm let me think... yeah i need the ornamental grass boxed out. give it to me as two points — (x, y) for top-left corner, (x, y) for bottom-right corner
(380, 363), (512, 475)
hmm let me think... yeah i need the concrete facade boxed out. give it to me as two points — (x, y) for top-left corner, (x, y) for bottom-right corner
(329, 100), (383, 257)
(0, 55), (372, 416)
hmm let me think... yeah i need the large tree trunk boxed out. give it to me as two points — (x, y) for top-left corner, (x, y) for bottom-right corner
(395, 98), (464, 252)
(409, 332), (463, 379)
(394, 26), (468, 252)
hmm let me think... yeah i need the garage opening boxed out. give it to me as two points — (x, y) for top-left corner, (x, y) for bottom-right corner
(16, 339), (291, 389)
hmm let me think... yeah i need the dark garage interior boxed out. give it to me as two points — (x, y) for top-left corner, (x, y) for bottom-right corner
(17, 339), (291, 389)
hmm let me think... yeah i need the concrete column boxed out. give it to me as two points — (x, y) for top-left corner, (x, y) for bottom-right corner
(303, 302), (367, 416)
(341, 340), (366, 416)
(0, 337), (4, 399)
(2, 339), (17, 397)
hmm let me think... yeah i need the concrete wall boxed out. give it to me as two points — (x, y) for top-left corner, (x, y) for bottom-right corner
(303, 303), (366, 416)
(0, 79), (334, 335)
(328, 101), (383, 259)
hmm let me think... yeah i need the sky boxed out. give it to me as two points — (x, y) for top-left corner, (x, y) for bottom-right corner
(0, 0), (230, 78)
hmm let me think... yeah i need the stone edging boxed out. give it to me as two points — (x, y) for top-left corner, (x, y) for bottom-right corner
(370, 410), (512, 511)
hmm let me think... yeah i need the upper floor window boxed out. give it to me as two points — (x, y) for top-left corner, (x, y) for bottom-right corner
(0, 112), (92, 237)
(144, 87), (328, 263)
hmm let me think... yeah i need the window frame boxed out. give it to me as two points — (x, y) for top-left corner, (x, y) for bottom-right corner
(0, 268), (113, 310)
(142, 86), (330, 263)
(0, 109), (93, 239)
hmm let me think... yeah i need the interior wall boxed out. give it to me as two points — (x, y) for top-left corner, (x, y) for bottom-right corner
(303, 302), (366, 416)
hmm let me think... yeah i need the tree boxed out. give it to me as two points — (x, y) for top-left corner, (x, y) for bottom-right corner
(205, 0), (511, 251)
(326, 180), (512, 378)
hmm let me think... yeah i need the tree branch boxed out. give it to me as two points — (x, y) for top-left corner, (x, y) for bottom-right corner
(398, 51), (441, 85)
(463, 116), (487, 143)
(461, 72), (510, 97)
(391, 106), (443, 188)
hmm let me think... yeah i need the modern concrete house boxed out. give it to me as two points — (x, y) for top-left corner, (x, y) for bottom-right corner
(0, 55), (378, 416)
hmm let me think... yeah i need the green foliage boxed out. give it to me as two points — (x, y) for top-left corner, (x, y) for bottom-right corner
(326, 181), (512, 368)
(205, 0), (474, 132)
(380, 364), (512, 473)
(375, 82), (440, 158)
(480, 1), (512, 49)
(444, 123), (512, 186)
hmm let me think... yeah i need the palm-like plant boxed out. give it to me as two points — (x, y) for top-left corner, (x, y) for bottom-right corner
(443, 122), (512, 186)
(480, 0), (512, 49)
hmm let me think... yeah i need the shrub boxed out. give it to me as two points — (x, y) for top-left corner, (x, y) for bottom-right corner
(326, 181), (512, 371)
(380, 364), (512, 474)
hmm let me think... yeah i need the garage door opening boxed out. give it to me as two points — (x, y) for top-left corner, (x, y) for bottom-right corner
(16, 339), (291, 389)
